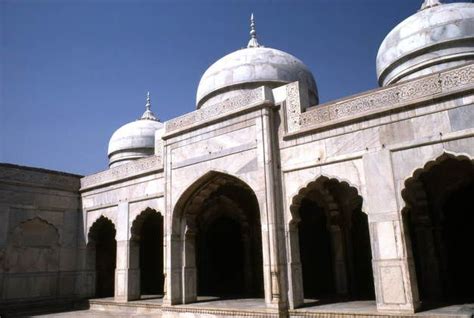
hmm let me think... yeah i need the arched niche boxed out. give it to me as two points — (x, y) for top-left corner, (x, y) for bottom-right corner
(288, 176), (374, 306)
(130, 208), (164, 298)
(401, 153), (474, 305)
(88, 215), (117, 298)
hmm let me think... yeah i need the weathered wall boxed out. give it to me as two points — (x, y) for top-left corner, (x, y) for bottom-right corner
(0, 164), (81, 303)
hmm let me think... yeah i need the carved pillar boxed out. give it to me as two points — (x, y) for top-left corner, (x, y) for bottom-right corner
(287, 221), (304, 309)
(363, 150), (420, 313)
(259, 105), (288, 309)
(115, 202), (140, 302)
(163, 142), (182, 305)
(182, 226), (197, 303)
(328, 219), (349, 296)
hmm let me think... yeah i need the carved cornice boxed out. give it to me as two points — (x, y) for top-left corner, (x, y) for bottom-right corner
(165, 87), (271, 137)
(80, 155), (162, 191)
(285, 63), (474, 135)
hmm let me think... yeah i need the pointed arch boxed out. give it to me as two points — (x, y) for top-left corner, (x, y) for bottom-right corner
(168, 170), (264, 303)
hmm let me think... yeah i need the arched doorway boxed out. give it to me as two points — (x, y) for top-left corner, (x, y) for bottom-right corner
(403, 154), (474, 305)
(88, 216), (117, 298)
(291, 177), (374, 302)
(174, 172), (264, 302)
(131, 209), (164, 298)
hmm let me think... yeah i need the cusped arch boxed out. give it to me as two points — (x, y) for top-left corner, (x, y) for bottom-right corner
(289, 175), (365, 226)
(87, 215), (117, 245)
(8, 216), (60, 247)
(130, 208), (162, 241)
(401, 151), (474, 215)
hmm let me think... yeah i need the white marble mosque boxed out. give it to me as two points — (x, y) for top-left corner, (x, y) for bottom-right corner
(1, 1), (473, 317)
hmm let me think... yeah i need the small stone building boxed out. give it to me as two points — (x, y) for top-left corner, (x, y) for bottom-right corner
(1, 1), (473, 317)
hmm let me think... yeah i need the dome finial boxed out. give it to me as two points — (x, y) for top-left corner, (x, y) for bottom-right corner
(420, 0), (441, 10)
(247, 13), (261, 48)
(141, 91), (159, 121)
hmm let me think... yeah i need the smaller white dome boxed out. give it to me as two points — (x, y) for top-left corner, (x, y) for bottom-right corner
(107, 93), (163, 168)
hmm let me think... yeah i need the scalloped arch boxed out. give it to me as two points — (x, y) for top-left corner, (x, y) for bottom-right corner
(8, 216), (60, 246)
(130, 208), (162, 241)
(289, 174), (366, 225)
(401, 151), (474, 214)
(88, 215), (116, 245)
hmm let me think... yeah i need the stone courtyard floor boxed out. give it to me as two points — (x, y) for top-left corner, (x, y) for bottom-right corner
(16, 297), (474, 317)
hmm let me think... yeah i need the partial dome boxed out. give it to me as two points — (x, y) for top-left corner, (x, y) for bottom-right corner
(108, 93), (163, 168)
(377, 1), (474, 86)
(196, 15), (318, 109)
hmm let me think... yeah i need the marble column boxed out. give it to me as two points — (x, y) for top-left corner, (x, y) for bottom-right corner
(363, 150), (420, 313)
(114, 202), (140, 302)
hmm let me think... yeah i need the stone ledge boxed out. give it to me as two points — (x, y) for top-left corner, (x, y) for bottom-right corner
(80, 156), (162, 191)
(164, 86), (274, 139)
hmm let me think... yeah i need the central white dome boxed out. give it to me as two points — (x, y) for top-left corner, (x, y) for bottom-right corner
(196, 15), (318, 109)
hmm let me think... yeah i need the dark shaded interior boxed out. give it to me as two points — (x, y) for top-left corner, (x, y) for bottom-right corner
(298, 198), (335, 298)
(195, 182), (264, 298)
(139, 212), (164, 295)
(297, 180), (374, 301)
(93, 218), (117, 298)
(405, 158), (474, 304)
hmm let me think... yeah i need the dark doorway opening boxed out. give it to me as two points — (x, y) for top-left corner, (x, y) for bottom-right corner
(299, 198), (334, 298)
(404, 157), (474, 304)
(295, 178), (374, 303)
(197, 216), (245, 296)
(192, 181), (264, 299)
(139, 212), (164, 295)
(92, 217), (116, 298)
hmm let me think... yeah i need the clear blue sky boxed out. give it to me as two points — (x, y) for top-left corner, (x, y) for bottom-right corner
(0, 0), (462, 175)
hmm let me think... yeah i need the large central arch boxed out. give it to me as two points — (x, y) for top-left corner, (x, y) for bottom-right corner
(169, 171), (264, 303)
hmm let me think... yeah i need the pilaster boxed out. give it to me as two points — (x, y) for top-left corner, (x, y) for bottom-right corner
(363, 150), (420, 313)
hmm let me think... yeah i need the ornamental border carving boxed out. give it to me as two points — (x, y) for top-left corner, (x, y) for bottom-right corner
(165, 87), (265, 134)
(285, 63), (474, 134)
(80, 155), (162, 190)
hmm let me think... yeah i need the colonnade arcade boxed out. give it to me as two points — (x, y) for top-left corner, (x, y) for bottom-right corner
(85, 153), (473, 309)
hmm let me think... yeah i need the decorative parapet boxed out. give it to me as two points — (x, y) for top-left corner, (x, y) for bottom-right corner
(80, 155), (162, 191)
(164, 86), (272, 137)
(0, 163), (81, 191)
(285, 63), (474, 135)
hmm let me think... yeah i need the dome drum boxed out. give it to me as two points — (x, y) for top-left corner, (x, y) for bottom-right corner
(377, 2), (474, 86)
